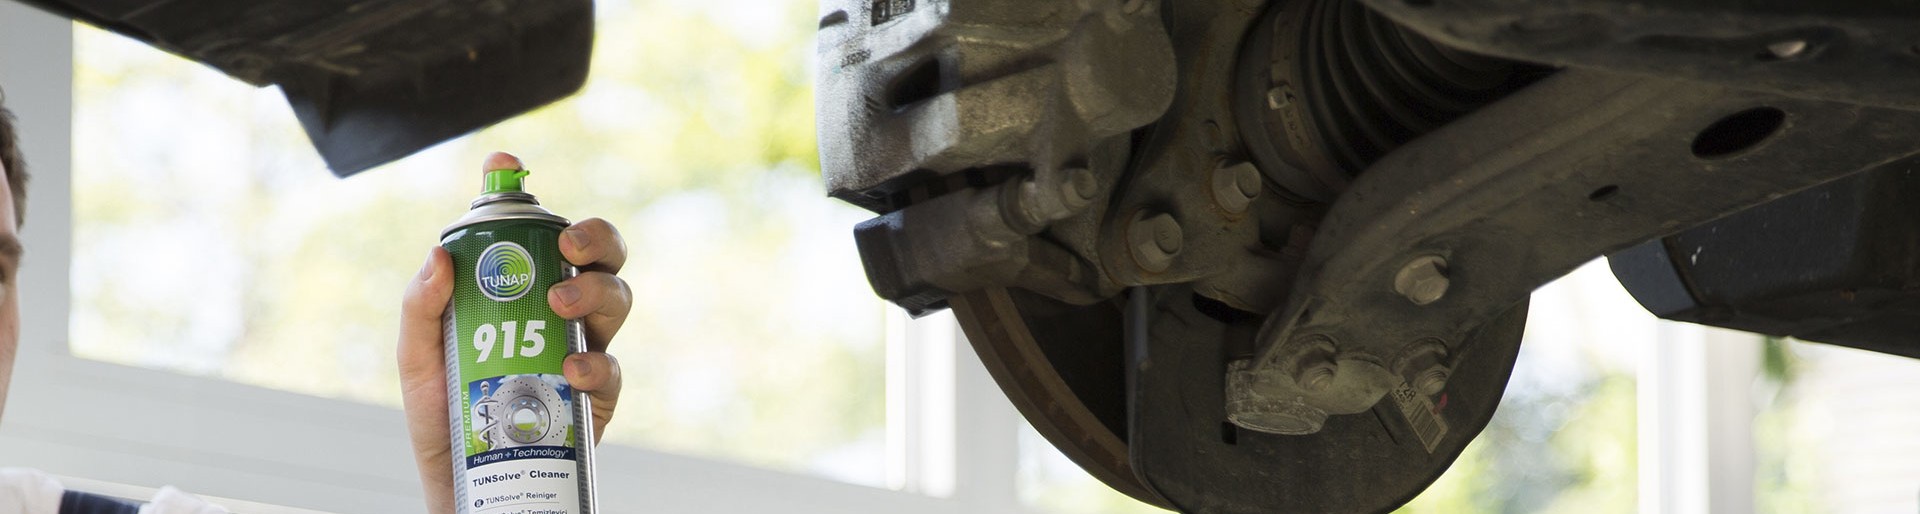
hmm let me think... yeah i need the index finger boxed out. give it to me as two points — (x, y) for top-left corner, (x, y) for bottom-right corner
(560, 217), (627, 274)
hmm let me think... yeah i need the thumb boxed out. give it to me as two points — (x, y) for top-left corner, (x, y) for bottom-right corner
(398, 247), (454, 380)
(396, 246), (457, 514)
(483, 151), (524, 172)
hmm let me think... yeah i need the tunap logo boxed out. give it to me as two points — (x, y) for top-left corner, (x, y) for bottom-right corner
(476, 242), (536, 302)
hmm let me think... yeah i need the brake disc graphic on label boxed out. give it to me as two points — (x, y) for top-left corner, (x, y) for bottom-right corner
(477, 375), (569, 449)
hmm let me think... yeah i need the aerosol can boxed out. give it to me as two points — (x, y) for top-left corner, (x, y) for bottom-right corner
(442, 168), (596, 513)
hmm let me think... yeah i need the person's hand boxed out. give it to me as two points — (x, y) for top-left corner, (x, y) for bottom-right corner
(397, 152), (632, 513)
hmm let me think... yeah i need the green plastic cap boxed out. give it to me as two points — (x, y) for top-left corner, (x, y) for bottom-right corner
(483, 168), (532, 194)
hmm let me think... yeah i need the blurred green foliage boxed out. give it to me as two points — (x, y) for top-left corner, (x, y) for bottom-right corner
(1755, 338), (1817, 514)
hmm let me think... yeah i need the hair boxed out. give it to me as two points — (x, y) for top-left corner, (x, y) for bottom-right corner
(0, 87), (25, 226)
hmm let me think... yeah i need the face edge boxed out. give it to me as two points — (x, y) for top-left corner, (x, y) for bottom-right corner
(0, 160), (19, 423)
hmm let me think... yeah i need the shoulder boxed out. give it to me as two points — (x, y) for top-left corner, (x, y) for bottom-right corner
(0, 468), (64, 514)
(0, 470), (227, 514)
(138, 487), (227, 514)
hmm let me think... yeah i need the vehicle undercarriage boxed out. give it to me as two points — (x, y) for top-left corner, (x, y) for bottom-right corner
(815, 0), (1920, 511)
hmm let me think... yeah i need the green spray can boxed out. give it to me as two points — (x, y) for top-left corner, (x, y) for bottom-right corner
(442, 168), (597, 513)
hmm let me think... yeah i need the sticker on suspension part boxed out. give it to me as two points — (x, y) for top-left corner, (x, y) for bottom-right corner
(1389, 381), (1448, 453)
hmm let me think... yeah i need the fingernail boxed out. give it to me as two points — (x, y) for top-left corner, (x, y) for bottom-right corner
(552, 283), (582, 306)
(567, 356), (590, 378)
(416, 248), (436, 280)
(482, 152), (523, 172)
(564, 228), (589, 252)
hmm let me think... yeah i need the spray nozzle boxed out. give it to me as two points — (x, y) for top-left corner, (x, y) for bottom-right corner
(483, 168), (532, 194)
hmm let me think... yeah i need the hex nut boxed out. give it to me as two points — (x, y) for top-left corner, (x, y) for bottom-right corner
(1284, 336), (1339, 392)
(1393, 255), (1451, 305)
(1413, 365), (1451, 396)
(1393, 337), (1452, 395)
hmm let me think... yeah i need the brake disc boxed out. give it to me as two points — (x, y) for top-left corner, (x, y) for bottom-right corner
(953, 284), (1526, 512)
(479, 375), (571, 449)
(950, 288), (1155, 504)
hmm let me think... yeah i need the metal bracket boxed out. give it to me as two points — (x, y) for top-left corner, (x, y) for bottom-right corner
(1360, 0), (1920, 111)
(1228, 68), (1920, 434)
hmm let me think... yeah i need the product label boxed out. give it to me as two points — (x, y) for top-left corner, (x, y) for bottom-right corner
(1389, 381), (1448, 454)
(445, 220), (588, 514)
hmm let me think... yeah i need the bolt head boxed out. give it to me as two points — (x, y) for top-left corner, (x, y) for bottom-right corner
(1064, 168), (1100, 204)
(1129, 212), (1183, 272)
(1015, 179), (1047, 226)
(1266, 86), (1293, 110)
(1394, 255), (1451, 305)
(1234, 166), (1262, 198)
(1211, 162), (1262, 214)
(1151, 220), (1182, 254)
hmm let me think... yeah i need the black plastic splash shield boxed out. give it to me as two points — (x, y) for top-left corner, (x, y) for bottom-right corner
(18, 0), (593, 176)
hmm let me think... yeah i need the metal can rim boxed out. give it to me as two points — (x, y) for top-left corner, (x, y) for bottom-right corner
(442, 198), (571, 239)
(442, 212), (571, 239)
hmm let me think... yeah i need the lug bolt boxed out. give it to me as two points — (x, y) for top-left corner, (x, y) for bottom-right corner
(1129, 212), (1183, 273)
(1394, 255), (1451, 305)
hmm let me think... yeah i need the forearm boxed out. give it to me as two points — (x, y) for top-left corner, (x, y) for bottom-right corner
(400, 367), (457, 514)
